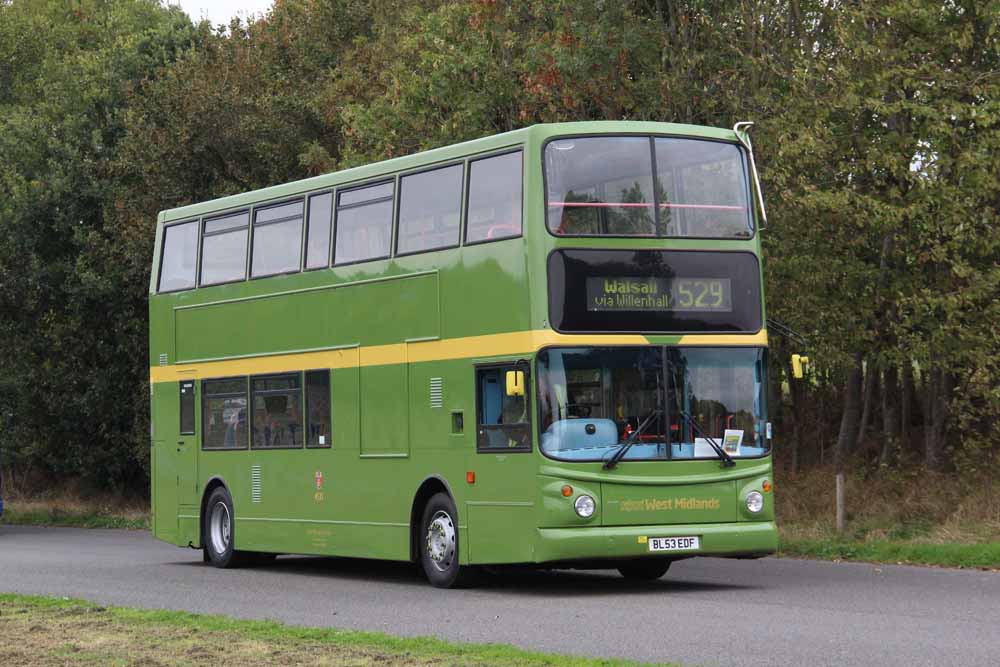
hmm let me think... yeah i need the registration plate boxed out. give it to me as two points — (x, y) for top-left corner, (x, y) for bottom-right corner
(648, 536), (700, 552)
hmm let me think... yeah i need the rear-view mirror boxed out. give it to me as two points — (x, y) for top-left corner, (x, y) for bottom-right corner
(505, 370), (525, 397)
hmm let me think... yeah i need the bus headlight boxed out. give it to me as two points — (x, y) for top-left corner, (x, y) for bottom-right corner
(574, 495), (596, 518)
(746, 491), (764, 513)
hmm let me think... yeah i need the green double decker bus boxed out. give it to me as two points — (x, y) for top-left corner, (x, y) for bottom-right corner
(149, 121), (777, 587)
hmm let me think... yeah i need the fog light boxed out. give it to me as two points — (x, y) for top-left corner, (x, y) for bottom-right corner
(746, 491), (764, 513)
(574, 495), (596, 518)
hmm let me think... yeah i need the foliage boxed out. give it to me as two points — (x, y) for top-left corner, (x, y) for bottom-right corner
(0, 0), (198, 490)
(0, 0), (997, 491)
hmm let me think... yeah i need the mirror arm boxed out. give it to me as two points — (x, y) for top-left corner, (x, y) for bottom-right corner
(733, 121), (768, 230)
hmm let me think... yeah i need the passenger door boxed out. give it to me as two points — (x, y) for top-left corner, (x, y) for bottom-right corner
(175, 380), (200, 506)
(152, 380), (198, 542)
(465, 362), (536, 564)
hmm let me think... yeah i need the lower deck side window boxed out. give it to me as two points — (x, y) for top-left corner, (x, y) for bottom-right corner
(251, 374), (303, 449)
(202, 378), (248, 449)
(179, 381), (195, 435)
(306, 370), (331, 448)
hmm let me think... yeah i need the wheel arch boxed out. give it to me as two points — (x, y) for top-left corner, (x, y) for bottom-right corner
(199, 475), (230, 549)
(409, 475), (455, 562)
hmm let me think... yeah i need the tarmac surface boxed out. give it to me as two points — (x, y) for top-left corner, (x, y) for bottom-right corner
(1, 524), (997, 666)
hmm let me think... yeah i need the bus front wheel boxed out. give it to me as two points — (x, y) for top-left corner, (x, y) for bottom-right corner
(420, 493), (475, 588)
(203, 486), (246, 568)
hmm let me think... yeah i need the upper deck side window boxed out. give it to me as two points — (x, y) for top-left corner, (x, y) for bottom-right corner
(545, 136), (752, 239)
(251, 199), (304, 278)
(305, 192), (333, 270)
(396, 163), (463, 255)
(158, 220), (198, 292)
(334, 181), (394, 265)
(465, 150), (523, 244)
(200, 210), (250, 285)
(154, 145), (526, 294)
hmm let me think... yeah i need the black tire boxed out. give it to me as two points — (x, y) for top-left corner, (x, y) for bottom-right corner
(419, 493), (477, 588)
(203, 486), (247, 568)
(618, 559), (671, 581)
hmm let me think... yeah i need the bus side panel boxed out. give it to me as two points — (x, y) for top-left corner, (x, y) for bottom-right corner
(172, 273), (439, 363)
(360, 363), (408, 457)
(406, 357), (476, 564)
(323, 350), (409, 561)
(150, 384), (162, 540)
(466, 504), (536, 564)
(151, 382), (178, 545)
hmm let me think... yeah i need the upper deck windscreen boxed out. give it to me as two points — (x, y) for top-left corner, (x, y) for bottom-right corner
(545, 136), (752, 238)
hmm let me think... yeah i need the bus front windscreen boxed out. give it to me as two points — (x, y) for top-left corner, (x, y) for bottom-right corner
(537, 347), (768, 463)
(545, 136), (752, 238)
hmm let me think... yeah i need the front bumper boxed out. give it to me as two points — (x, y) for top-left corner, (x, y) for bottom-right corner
(535, 520), (777, 563)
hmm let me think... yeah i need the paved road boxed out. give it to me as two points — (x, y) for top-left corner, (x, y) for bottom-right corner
(1, 525), (997, 666)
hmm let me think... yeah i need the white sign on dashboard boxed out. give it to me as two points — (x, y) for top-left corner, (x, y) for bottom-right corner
(722, 429), (744, 456)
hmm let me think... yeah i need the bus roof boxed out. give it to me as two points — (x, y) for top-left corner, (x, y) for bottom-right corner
(159, 121), (740, 224)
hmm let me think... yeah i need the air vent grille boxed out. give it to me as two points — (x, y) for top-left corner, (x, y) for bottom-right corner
(159, 353), (168, 366)
(429, 377), (443, 409)
(250, 465), (262, 504)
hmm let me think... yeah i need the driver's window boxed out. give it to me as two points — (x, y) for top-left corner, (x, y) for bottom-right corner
(475, 366), (531, 452)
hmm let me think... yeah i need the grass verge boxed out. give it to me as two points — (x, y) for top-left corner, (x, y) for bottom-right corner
(0, 593), (669, 667)
(0, 493), (150, 530)
(779, 537), (1000, 569)
(775, 466), (1000, 569)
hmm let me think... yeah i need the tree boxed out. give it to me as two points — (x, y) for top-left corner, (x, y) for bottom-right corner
(0, 0), (198, 490)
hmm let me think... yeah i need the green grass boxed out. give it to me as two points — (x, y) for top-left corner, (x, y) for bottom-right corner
(0, 506), (149, 530)
(0, 593), (673, 667)
(779, 537), (1000, 569)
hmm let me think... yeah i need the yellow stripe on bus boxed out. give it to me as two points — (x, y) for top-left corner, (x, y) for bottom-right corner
(149, 329), (767, 383)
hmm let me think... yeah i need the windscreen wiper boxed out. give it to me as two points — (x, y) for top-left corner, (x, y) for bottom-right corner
(678, 409), (736, 468)
(603, 409), (661, 470)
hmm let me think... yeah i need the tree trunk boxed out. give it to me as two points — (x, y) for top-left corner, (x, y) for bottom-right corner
(855, 358), (879, 452)
(924, 365), (937, 467)
(835, 352), (863, 471)
(856, 232), (895, 455)
(901, 360), (914, 453)
(817, 369), (828, 466)
(835, 472), (846, 534)
(879, 364), (899, 466)
(925, 369), (954, 471)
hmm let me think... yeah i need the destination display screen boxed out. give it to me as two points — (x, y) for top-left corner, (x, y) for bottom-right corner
(548, 249), (761, 334)
(586, 277), (733, 312)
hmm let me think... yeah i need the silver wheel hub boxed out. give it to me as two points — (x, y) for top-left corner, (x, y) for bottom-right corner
(209, 501), (231, 554)
(425, 510), (456, 572)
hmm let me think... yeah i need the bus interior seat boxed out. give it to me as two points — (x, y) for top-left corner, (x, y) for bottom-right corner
(542, 418), (617, 452)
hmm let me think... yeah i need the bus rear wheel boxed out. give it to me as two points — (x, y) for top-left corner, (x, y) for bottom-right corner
(420, 493), (476, 588)
(618, 559), (671, 581)
(203, 486), (246, 568)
